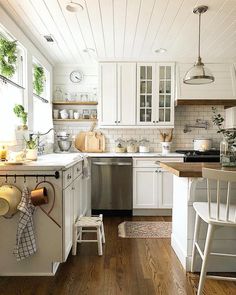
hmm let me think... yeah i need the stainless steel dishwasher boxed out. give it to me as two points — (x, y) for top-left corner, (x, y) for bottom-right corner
(91, 157), (132, 216)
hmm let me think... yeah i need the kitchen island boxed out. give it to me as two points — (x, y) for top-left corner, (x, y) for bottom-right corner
(160, 162), (236, 272)
(0, 154), (90, 276)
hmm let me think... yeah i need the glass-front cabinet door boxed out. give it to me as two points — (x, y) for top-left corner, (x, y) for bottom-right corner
(137, 64), (155, 125)
(157, 63), (174, 126)
(137, 63), (174, 126)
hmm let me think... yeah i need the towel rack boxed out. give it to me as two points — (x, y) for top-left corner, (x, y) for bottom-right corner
(0, 171), (60, 181)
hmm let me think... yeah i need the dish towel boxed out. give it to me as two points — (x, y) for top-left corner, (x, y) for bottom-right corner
(80, 155), (90, 179)
(13, 187), (37, 261)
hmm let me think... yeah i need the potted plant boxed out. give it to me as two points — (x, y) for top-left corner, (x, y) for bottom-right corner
(212, 107), (236, 166)
(0, 38), (17, 78)
(33, 65), (45, 96)
(24, 134), (38, 161)
(13, 104), (28, 130)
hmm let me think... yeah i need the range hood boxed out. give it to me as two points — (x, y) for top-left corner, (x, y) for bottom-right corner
(175, 63), (236, 106)
(225, 107), (236, 129)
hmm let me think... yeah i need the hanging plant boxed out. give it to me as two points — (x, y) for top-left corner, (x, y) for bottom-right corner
(0, 38), (17, 78)
(13, 104), (28, 130)
(33, 65), (45, 96)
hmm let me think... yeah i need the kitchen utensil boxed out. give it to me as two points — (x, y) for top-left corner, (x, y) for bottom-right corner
(139, 139), (150, 153)
(161, 142), (171, 155)
(60, 109), (69, 119)
(69, 110), (74, 119)
(85, 132), (100, 152)
(57, 140), (72, 152)
(34, 181), (61, 228)
(75, 121), (96, 152)
(53, 109), (59, 119)
(74, 112), (79, 119)
(31, 187), (48, 206)
(0, 185), (21, 218)
(193, 139), (212, 151)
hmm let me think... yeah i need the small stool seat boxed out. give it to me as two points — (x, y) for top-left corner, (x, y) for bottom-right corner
(72, 214), (105, 256)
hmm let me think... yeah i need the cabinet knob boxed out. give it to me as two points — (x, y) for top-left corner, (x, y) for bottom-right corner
(156, 120), (159, 123)
(153, 121), (155, 123)
(118, 121), (120, 123)
(115, 120), (117, 123)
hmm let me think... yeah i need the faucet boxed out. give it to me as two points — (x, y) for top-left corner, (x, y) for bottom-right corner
(31, 128), (55, 155)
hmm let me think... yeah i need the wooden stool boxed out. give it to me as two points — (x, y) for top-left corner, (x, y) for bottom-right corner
(72, 214), (105, 256)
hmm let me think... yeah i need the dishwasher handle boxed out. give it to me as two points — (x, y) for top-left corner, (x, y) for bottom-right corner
(92, 162), (132, 166)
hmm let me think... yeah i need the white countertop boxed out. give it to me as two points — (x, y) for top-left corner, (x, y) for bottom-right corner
(0, 152), (183, 171)
(83, 152), (184, 158)
(0, 153), (84, 171)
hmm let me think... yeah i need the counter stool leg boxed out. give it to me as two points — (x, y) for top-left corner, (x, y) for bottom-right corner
(97, 226), (103, 256)
(191, 213), (201, 272)
(79, 226), (82, 243)
(101, 222), (105, 244)
(72, 225), (78, 256)
(197, 224), (215, 295)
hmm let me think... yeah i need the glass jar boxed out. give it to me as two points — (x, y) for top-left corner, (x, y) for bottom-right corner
(220, 137), (236, 167)
(54, 87), (63, 101)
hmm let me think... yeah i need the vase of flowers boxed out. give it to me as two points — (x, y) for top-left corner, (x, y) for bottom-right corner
(212, 107), (236, 167)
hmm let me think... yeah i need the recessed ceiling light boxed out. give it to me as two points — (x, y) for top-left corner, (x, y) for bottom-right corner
(66, 1), (83, 13)
(154, 48), (167, 53)
(83, 48), (95, 53)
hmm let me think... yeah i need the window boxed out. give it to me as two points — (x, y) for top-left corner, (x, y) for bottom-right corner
(0, 26), (25, 150)
(32, 59), (53, 134)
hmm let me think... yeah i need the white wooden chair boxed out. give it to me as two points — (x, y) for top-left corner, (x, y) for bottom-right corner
(72, 214), (105, 256)
(191, 168), (236, 295)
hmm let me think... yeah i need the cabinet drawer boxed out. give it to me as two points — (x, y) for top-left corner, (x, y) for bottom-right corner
(73, 162), (83, 179)
(63, 168), (73, 188)
(133, 157), (183, 168)
(133, 158), (160, 168)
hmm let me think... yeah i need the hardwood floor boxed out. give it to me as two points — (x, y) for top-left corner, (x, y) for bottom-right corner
(0, 216), (236, 295)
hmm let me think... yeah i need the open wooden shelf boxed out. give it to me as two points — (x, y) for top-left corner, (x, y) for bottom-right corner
(52, 101), (98, 106)
(53, 119), (97, 122)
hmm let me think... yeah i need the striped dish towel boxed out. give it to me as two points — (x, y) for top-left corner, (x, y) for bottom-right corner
(13, 187), (37, 261)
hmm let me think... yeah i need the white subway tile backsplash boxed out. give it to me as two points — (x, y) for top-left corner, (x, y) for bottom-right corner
(54, 105), (224, 152)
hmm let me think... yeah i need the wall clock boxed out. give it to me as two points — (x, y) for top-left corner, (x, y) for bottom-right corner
(70, 70), (83, 83)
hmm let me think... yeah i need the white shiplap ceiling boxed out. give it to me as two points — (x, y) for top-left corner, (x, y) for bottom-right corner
(0, 0), (236, 65)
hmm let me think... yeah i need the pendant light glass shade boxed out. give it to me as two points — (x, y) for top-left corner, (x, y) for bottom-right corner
(183, 57), (215, 85)
(183, 6), (214, 85)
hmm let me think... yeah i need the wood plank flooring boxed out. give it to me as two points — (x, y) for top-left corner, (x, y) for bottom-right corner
(0, 216), (236, 295)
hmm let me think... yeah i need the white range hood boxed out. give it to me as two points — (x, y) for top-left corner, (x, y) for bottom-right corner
(225, 106), (236, 129)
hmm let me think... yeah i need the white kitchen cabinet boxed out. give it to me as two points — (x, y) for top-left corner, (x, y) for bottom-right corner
(133, 167), (159, 209)
(117, 63), (136, 125)
(159, 170), (173, 208)
(99, 63), (117, 126)
(137, 63), (175, 127)
(133, 157), (183, 210)
(63, 182), (74, 261)
(99, 62), (136, 126)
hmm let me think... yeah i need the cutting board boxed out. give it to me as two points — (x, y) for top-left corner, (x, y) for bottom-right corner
(75, 122), (96, 152)
(84, 131), (105, 153)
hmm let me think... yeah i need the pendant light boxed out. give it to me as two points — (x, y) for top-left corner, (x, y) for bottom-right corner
(183, 6), (214, 85)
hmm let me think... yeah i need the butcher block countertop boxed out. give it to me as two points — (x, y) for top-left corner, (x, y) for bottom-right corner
(160, 162), (236, 177)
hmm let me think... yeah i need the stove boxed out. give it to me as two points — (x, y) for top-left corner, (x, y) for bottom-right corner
(176, 150), (220, 162)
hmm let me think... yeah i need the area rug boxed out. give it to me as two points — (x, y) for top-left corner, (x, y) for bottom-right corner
(118, 221), (172, 239)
